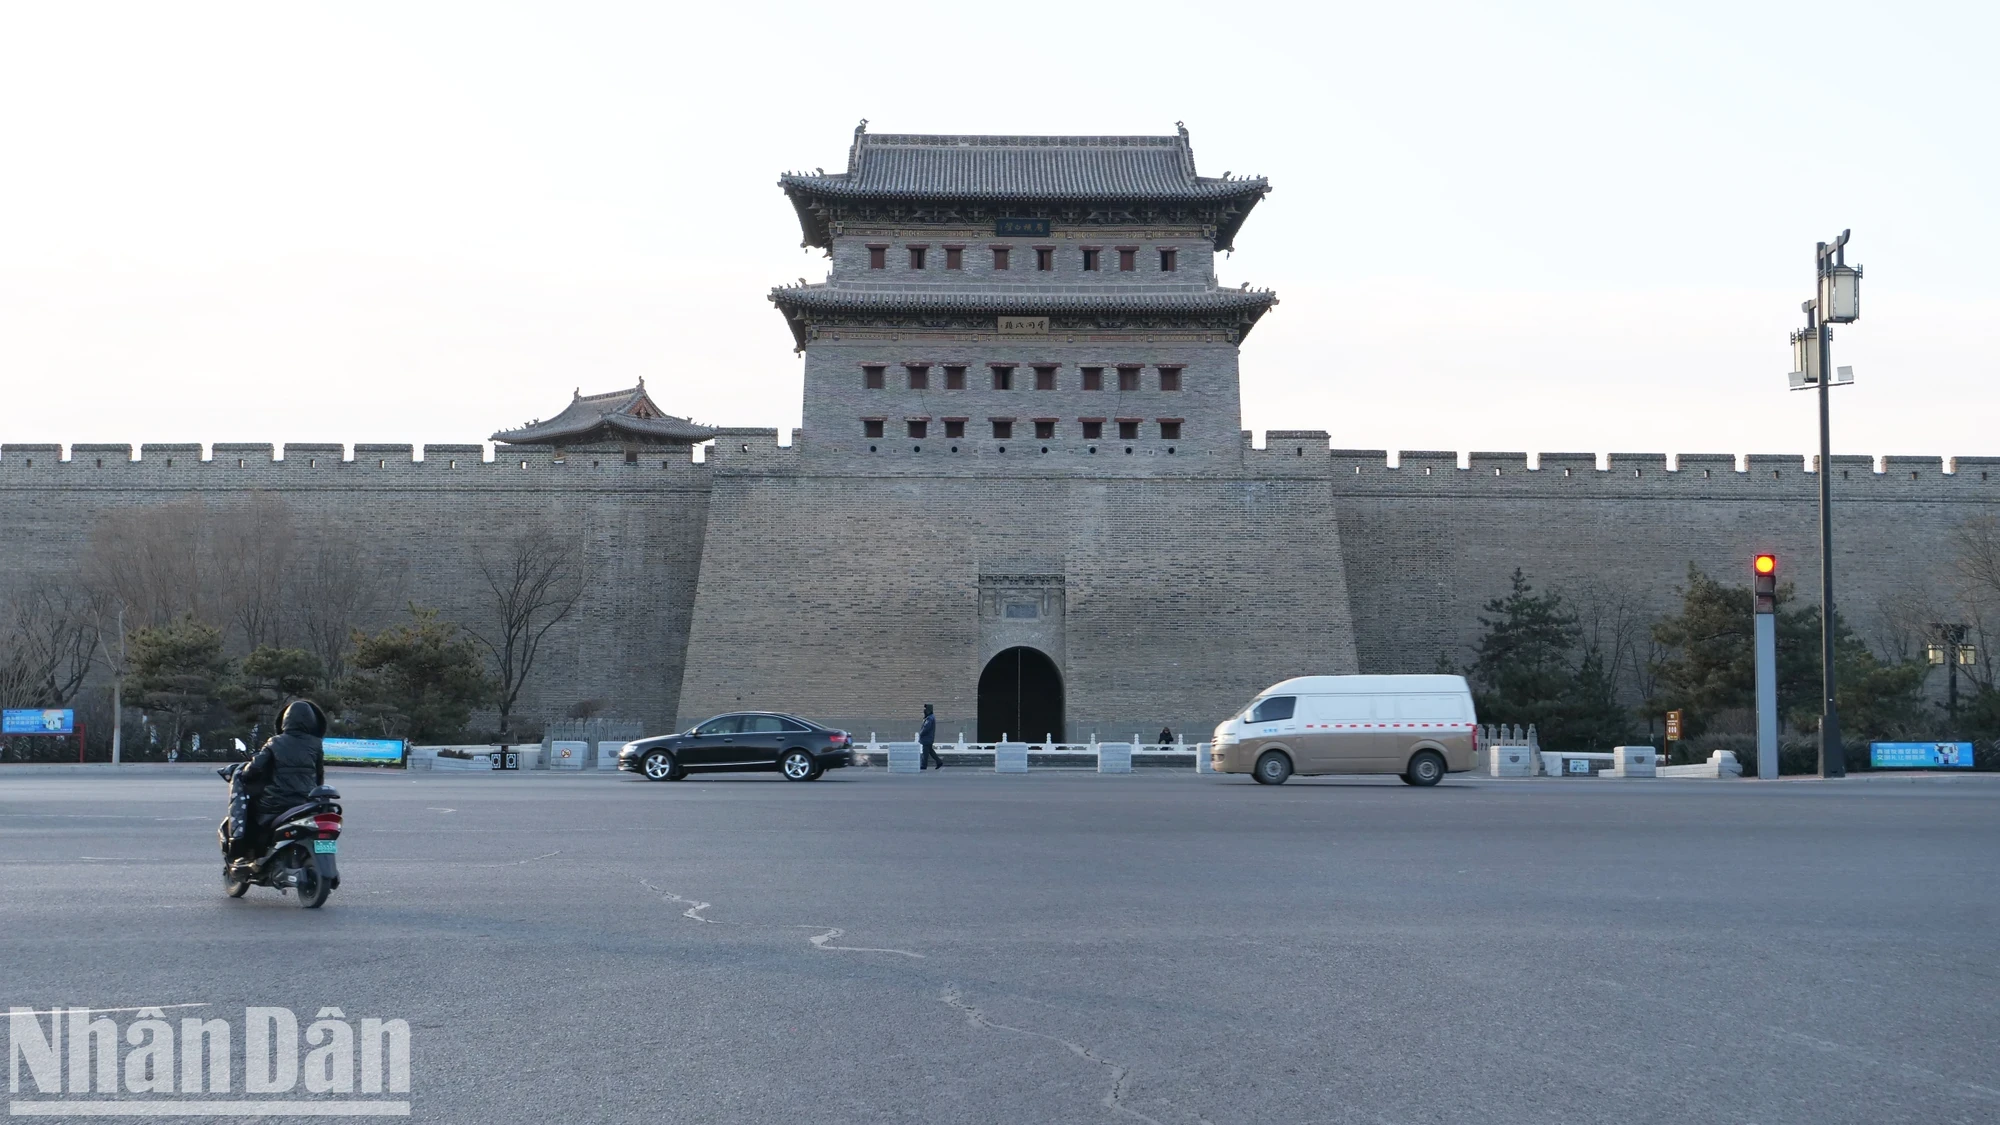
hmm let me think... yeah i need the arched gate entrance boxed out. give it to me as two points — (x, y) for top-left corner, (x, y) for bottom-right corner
(978, 647), (1064, 743)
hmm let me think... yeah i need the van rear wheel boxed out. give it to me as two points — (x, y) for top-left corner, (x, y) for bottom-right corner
(1404, 750), (1445, 787)
(1253, 751), (1292, 786)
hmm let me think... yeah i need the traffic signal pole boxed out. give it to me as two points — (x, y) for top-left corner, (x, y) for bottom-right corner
(1754, 555), (1779, 780)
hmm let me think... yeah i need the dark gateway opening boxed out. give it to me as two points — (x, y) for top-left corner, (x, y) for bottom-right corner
(978, 647), (1064, 744)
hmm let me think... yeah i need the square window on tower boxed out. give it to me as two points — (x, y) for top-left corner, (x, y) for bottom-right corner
(908, 246), (927, 270)
(1159, 248), (1178, 272)
(1118, 248), (1136, 271)
(1033, 366), (1056, 390)
(991, 247), (1011, 271)
(1034, 420), (1055, 439)
(1118, 367), (1141, 391)
(944, 419), (965, 438)
(1080, 366), (1103, 391)
(991, 419), (1014, 439)
(1035, 247), (1053, 271)
(944, 365), (967, 390)
(1159, 420), (1182, 440)
(1159, 367), (1182, 391)
(868, 246), (887, 270)
(1081, 420), (1103, 440)
(945, 247), (963, 270)
(907, 365), (929, 390)
(863, 419), (884, 438)
(992, 366), (1015, 391)
(1081, 248), (1100, 271)
(1118, 420), (1139, 441)
(908, 419), (928, 439)
(863, 365), (886, 389)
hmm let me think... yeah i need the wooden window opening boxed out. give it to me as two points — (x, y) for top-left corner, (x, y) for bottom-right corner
(907, 365), (930, 390)
(991, 419), (1014, 439)
(1081, 420), (1103, 440)
(1033, 365), (1057, 390)
(1080, 366), (1103, 391)
(908, 246), (927, 269)
(943, 419), (966, 438)
(1081, 247), (1100, 271)
(1117, 366), (1141, 392)
(944, 246), (963, 270)
(944, 365), (967, 390)
(863, 419), (884, 438)
(867, 245), (887, 270)
(1034, 420), (1056, 440)
(1159, 366), (1182, 392)
(1117, 248), (1136, 271)
(1035, 247), (1053, 271)
(1159, 248), (1178, 272)
(1118, 420), (1140, 441)
(863, 365), (886, 389)
(991, 246), (1011, 270)
(992, 365), (1015, 391)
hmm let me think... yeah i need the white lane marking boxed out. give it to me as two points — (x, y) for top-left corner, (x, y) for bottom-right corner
(804, 927), (924, 958)
(3, 1003), (209, 1017)
(942, 986), (1162, 1125)
(425, 807), (457, 814)
(640, 879), (723, 923)
(456, 850), (559, 868)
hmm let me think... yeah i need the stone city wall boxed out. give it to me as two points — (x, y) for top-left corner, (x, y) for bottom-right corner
(0, 442), (711, 731)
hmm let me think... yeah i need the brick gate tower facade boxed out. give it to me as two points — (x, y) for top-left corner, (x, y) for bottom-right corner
(675, 124), (1363, 741)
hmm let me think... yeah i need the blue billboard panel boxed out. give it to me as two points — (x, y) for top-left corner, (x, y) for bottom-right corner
(1870, 742), (1974, 769)
(323, 737), (406, 765)
(3, 709), (75, 735)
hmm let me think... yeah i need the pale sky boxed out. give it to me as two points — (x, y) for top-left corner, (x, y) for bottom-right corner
(3, 1), (1995, 461)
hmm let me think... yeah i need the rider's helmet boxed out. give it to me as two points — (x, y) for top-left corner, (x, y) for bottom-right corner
(279, 699), (328, 737)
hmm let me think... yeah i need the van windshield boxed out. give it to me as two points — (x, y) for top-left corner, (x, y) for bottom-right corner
(1248, 696), (1296, 723)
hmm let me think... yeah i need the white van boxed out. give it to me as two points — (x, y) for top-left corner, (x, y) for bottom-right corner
(1210, 674), (1478, 786)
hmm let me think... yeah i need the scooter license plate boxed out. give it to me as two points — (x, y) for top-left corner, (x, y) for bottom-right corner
(313, 839), (337, 854)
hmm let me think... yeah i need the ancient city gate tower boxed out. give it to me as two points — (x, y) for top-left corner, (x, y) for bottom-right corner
(675, 124), (1363, 741)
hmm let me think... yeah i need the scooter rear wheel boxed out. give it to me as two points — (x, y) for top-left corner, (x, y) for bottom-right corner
(292, 853), (330, 909)
(224, 868), (250, 898)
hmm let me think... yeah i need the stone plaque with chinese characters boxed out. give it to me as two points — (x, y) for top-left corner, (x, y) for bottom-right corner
(998, 316), (1048, 335)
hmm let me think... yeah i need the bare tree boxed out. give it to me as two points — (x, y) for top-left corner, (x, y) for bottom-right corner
(209, 494), (296, 651)
(0, 578), (102, 708)
(467, 529), (587, 739)
(289, 537), (390, 683)
(84, 501), (209, 628)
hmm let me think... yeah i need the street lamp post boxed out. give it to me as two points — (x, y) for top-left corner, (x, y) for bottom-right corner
(1789, 230), (1862, 778)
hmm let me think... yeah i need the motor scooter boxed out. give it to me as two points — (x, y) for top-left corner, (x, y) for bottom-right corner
(217, 763), (342, 908)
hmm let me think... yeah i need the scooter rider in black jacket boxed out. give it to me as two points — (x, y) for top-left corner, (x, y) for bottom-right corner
(238, 700), (328, 849)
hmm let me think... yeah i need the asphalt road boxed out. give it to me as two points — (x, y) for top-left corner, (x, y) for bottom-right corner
(2, 766), (1996, 1124)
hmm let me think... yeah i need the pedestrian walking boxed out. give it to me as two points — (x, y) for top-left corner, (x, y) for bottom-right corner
(919, 704), (942, 770)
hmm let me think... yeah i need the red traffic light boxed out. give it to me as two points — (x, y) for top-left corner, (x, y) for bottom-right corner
(1753, 554), (1777, 576)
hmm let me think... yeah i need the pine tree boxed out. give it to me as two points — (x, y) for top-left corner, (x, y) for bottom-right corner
(1468, 571), (1633, 751)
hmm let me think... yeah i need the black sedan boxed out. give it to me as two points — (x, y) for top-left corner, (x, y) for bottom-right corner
(617, 712), (855, 781)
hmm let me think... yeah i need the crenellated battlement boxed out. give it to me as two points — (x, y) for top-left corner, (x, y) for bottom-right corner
(0, 441), (710, 490)
(1236, 434), (2000, 496)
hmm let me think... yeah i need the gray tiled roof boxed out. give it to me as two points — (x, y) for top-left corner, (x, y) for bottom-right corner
(770, 284), (1277, 315)
(492, 385), (715, 445)
(768, 283), (1278, 349)
(781, 128), (1266, 202)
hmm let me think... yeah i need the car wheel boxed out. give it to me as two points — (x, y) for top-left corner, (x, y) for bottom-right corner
(641, 750), (681, 781)
(1254, 750), (1292, 786)
(1405, 749), (1445, 787)
(780, 750), (815, 781)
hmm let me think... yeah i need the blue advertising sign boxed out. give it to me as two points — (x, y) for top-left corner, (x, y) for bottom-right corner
(323, 737), (406, 765)
(1870, 742), (1974, 769)
(2, 709), (74, 735)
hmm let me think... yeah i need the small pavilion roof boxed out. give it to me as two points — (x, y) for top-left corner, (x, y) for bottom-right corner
(780, 123), (1270, 248)
(491, 384), (715, 446)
